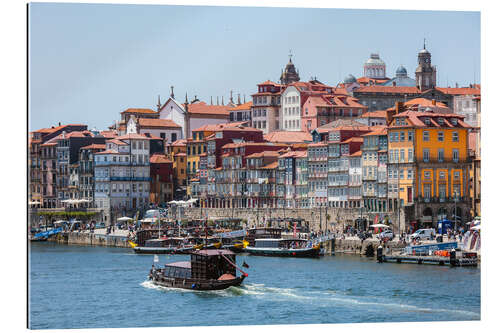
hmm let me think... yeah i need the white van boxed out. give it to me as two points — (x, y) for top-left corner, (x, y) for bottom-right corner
(410, 228), (436, 241)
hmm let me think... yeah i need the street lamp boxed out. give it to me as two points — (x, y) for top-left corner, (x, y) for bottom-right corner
(454, 190), (458, 232)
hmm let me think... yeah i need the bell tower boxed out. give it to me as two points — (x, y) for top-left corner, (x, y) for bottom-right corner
(415, 39), (437, 91)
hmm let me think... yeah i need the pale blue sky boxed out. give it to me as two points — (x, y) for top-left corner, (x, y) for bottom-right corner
(29, 3), (480, 131)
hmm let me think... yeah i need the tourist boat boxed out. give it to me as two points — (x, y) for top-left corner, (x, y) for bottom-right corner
(245, 238), (321, 258)
(148, 249), (248, 290)
(129, 236), (222, 254)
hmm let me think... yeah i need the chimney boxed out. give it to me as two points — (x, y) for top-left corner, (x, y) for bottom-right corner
(395, 101), (404, 114)
(392, 81), (396, 86)
(58, 122), (61, 126)
(432, 99), (436, 106)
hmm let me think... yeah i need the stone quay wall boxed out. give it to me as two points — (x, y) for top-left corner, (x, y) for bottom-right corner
(50, 232), (130, 248)
(184, 207), (404, 233)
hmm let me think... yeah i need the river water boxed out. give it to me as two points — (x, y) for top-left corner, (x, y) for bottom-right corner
(28, 242), (480, 329)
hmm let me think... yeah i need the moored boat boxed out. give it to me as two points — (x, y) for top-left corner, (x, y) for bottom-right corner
(148, 249), (248, 290)
(129, 236), (222, 254)
(245, 238), (321, 258)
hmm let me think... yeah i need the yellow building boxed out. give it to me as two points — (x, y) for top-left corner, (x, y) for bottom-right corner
(166, 139), (187, 198)
(387, 102), (471, 229)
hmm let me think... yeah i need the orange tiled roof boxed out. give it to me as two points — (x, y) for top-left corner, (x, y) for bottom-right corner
(308, 142), (327, 147)
(435, 87), (480, 95)
(246, 151), (280, 159)
(261, 161), (279, 169)
(341, 137), (363, 143)
(150, 154), (172, 164)
(264, 131), (312, 143)
(186, 102), (230, 116)
(138, 118), (181, 128)
(99, 130), (118, 138)
(355, 86), (420, 94)
(95, 149), (126, 155)
(115, 133), (151, 140)
(258, 80), (282, 86)
(228, 101), (253, 111)
(121, 108), (157, 114)
(279, 150), (308, 158)
(108, 139), (128, 146)
(171, 139), (187, 146)
(361, 127), (388, 136)
(350, 150), (363, 157)
(80, 144), (106, 150)
(360, 110), (389, 118)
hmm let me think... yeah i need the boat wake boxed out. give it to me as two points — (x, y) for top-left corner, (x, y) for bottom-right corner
(139, 280), (479, 319)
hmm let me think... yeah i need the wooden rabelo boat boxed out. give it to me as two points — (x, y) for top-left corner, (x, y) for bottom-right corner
(245, 238), (321, 257)
(129, 236), (222, 254)
(148, 249), (248, 290)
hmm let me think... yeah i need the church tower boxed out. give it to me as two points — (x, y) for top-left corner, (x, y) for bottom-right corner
(280, 52), (300, 85)
(415, 40), (437, 91)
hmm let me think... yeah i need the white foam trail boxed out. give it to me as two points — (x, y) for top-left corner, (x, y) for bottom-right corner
(140, 281), (480, 318)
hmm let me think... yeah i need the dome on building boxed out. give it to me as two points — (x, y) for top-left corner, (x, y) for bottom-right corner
(364, 53), (385, 66)
(344, 74), (357, 84)
(418, 48), (430, 55)
(395, 65), (408, 77)
(280, 55), (300, 85)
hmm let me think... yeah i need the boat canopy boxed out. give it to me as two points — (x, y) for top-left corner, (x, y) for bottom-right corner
(165, 261), (191, 268)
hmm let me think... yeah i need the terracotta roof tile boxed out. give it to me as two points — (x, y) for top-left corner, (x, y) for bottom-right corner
(138, 118), (181, 128)
(80, 144), (106, 150)
(95, 149), (126, 155)
(355, 86), (420, 94)
(228, 101), (253, 111)
(171, 139), (187, 146)
(262, 161), (278, 169)
(264, 131), (312, 143)
(121, 108), (157, 114)
(186, 102), (230, 116)
(115, 133), (151, 140)
(436, 87), (480, 95)
(150, 154), (172, 163)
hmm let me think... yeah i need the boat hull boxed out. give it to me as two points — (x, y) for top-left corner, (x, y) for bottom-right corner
(150, 275), (245, 291)
(245, 246), (321, 258)
(133, 246), (194, 254)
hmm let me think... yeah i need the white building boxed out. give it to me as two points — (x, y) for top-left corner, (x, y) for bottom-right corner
(158, 97), (230, 139)
(454, 94), (480, 127)
(280, 85), (302, 131)
(94, 133), (151, 224)
(126, 115), (182, 144)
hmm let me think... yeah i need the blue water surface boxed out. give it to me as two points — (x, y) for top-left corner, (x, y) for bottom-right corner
(29, 243), (480, 329)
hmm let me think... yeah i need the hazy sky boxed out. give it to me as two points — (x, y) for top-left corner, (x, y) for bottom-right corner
(28, 3), (480, 131)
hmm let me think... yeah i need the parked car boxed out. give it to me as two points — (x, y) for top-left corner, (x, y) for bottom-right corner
(377, 229), (394, 240)
(358, 231), (372, 240)
(410, 228), (436, 241)
(95, 222), (106, 229)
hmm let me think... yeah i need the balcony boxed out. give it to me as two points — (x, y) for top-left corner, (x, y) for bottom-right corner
(109, 176), (151, 181)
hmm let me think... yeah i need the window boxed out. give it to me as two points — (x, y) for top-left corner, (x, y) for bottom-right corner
(423, 149), (430, 162)
(408, 149), (413, 162)
(452, 132), (459, 142)
(439, 171), (445, 179)
(438, 132), (444, 142)
(400, 149), (405, 162)
(408, 131), (413, 141)
(400, 131), (405, 141)
(438, 149), (444, 162)
(423, 131), (429, 142)
(400, 169), (404, 179)
(454, 171), (460, 180)
(407, 169), (413, 179)
(424, 171), (431, 179)
(452, 149), (459, 162)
